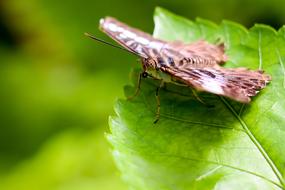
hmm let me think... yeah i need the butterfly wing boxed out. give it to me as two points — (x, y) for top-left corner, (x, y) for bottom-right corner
(163, 40), (228, 65)
(157, 40), (271, 103)
(161, 65), (271, 103)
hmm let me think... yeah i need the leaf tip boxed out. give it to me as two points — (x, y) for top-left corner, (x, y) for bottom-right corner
(251, 24), (278, 35)
(221, 20), (248, 34)
(154, 6), (169, 16)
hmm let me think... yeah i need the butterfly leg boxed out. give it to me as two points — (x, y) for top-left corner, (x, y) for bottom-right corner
(190, 88), (214, 108)
(153, 80), (164, 124)
(172, 82), (212, 106)
(127, 71), (148, 100)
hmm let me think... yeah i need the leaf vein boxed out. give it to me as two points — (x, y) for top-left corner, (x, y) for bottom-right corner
(220, 97), (284, 189)
(276, 49), (285, 89)
(157, 153), (283, 189)
(258, 30), (263, 70)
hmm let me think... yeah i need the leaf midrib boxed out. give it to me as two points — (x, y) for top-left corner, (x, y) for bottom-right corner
(220, 97), (284, 189)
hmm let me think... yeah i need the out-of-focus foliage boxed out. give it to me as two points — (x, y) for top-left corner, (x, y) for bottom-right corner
(0, 0), (285, 189)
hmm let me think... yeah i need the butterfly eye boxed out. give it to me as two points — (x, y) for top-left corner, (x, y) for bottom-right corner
(142, 72), (148, 78)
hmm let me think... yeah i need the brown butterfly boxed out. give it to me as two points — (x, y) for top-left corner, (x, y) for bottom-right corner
(85, 17), (271, 121)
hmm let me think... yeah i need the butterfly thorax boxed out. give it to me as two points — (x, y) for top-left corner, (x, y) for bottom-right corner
(141, 57), (173, 83)
(142, 48), (220, 84)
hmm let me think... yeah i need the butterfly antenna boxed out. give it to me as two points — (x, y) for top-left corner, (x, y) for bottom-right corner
(84, 32), (139, 56)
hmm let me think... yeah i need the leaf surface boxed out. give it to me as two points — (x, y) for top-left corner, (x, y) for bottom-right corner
(108, 7), (285, 190)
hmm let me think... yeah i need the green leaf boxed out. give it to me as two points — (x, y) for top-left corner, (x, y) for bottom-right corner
(108, 7), (285, 190)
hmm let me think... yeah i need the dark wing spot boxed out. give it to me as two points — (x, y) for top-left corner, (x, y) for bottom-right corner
(141, 47), (149, 56)
(179, 58), (187, 66)
(157, 57), (165, 67)
(167, 57), (175, 66)
(129, 42), (138, 49)
(152, 49), (159, 56)
(243, 82), (254, 88)
(198, 70), (216, 78)
(226, 84), (233, 88)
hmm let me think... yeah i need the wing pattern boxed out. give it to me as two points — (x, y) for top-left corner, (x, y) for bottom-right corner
(161, 64), (271, 103)
(157, 41), (271, 103)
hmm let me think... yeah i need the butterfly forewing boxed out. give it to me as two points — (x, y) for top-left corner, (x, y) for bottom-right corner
(100, 17), (165, 59)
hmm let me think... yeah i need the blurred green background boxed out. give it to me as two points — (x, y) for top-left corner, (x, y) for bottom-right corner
(0, 0), (284, 189)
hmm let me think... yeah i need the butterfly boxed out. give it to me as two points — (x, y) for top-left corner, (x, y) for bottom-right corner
(85, 17), (271, 121)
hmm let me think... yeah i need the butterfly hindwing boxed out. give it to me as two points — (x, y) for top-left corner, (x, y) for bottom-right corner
(162, 65), (271, 103)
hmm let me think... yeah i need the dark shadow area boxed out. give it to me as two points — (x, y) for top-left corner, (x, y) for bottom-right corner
(0, 11), (18, 48)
